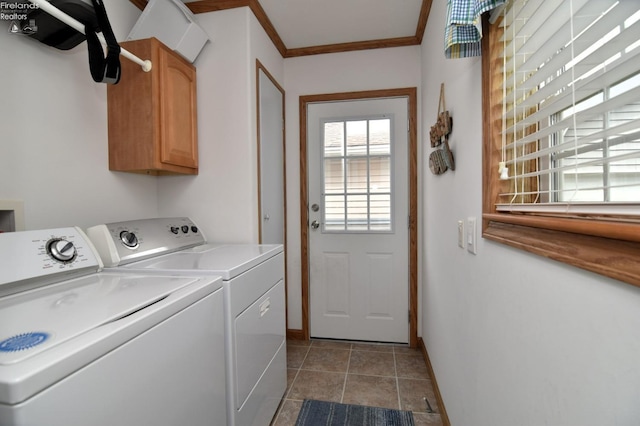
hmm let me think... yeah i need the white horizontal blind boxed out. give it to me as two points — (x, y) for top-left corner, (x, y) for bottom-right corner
(497, 0), (640, 215)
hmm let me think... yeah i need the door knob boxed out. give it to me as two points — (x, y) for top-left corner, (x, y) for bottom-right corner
(311, 220), (320, 230)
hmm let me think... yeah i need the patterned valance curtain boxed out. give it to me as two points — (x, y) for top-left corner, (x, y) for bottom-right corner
(444, 0), (505, 58)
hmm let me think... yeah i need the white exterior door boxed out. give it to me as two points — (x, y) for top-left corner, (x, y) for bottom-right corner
(308, 97), (409, 343)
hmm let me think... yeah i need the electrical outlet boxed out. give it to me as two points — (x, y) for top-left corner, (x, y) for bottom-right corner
(457, 220), (464, 248)
(467, 217), (477, 254)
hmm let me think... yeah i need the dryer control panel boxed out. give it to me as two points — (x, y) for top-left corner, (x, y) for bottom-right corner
(0, 227), (102, 297)
(86, 217), (206, 267)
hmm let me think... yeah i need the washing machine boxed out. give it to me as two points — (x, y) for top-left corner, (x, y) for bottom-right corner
(86, 217), (286, 426)
(0, 226), (227, 426)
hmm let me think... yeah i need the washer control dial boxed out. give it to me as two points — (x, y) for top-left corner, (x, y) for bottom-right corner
(119, 231), (139, 248)
(47, 239), (77, 263)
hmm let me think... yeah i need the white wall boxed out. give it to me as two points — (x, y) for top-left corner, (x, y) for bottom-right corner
(420, 1), (640, 425)
(158, 7), (284, 244)
(0, 4), (280, 241)
(0, 3), (158, 230)
(283, 47), (422, 330)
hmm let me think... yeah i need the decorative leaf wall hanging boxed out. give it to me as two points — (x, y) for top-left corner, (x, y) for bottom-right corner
(429, 83), (455, 175)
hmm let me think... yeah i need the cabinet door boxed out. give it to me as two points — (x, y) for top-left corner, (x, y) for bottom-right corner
(158, 47), (198, 169)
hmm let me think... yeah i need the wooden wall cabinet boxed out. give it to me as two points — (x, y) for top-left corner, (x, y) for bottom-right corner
(107, 37), (198, 175)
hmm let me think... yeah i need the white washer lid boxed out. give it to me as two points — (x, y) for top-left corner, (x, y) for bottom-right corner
(0, 271), (221, 404)
(117, 244), (283, 279)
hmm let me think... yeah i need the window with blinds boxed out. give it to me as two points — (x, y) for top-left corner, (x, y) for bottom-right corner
(496, 0), (640, 215)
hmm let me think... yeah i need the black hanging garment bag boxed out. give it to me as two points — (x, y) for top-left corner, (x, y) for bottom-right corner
(23, 0), (121, 84)
(23, 0), (98, 50)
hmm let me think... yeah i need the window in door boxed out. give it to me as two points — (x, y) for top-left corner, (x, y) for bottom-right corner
(322, 117), (393, 232)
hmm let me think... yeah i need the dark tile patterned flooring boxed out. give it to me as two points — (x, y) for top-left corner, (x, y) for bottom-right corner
(271, 339), (443, 426)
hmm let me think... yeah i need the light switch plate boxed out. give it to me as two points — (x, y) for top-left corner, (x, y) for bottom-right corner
(467, 217), (477, 254)
(457, 220), (464, 248)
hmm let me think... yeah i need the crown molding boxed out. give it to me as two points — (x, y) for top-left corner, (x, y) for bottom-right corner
(130, 0), (432, 58)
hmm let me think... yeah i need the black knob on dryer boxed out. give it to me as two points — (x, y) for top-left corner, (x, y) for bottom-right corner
(120, 231), (139, 248)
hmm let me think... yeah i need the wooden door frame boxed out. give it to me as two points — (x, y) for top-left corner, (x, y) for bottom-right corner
(256, 60), (287, 245)
(299, 87), (418, 347)
(256, 59), (288, 331)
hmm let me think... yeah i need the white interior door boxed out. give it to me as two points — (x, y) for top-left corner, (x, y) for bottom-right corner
(258, 68), (285, 244)
(308, 97), (409, 343)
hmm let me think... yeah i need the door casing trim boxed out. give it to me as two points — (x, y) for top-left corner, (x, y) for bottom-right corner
(299, 88), (418, 347)
(256, 60), (288, 332)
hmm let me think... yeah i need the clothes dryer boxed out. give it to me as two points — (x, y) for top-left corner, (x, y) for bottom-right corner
(86, 217), (286, 426)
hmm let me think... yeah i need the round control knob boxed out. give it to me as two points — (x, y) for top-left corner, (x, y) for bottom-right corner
(170, 226), (179, 235)
(119, 231), (139, 248)
(48, 239), (76, 262)
(181, 225), (189, 233)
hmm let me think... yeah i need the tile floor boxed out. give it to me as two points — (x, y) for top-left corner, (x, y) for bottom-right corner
(271, 339), (443, 426)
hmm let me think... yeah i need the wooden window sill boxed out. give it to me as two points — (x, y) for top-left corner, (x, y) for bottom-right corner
(483, 216), (640, 288)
